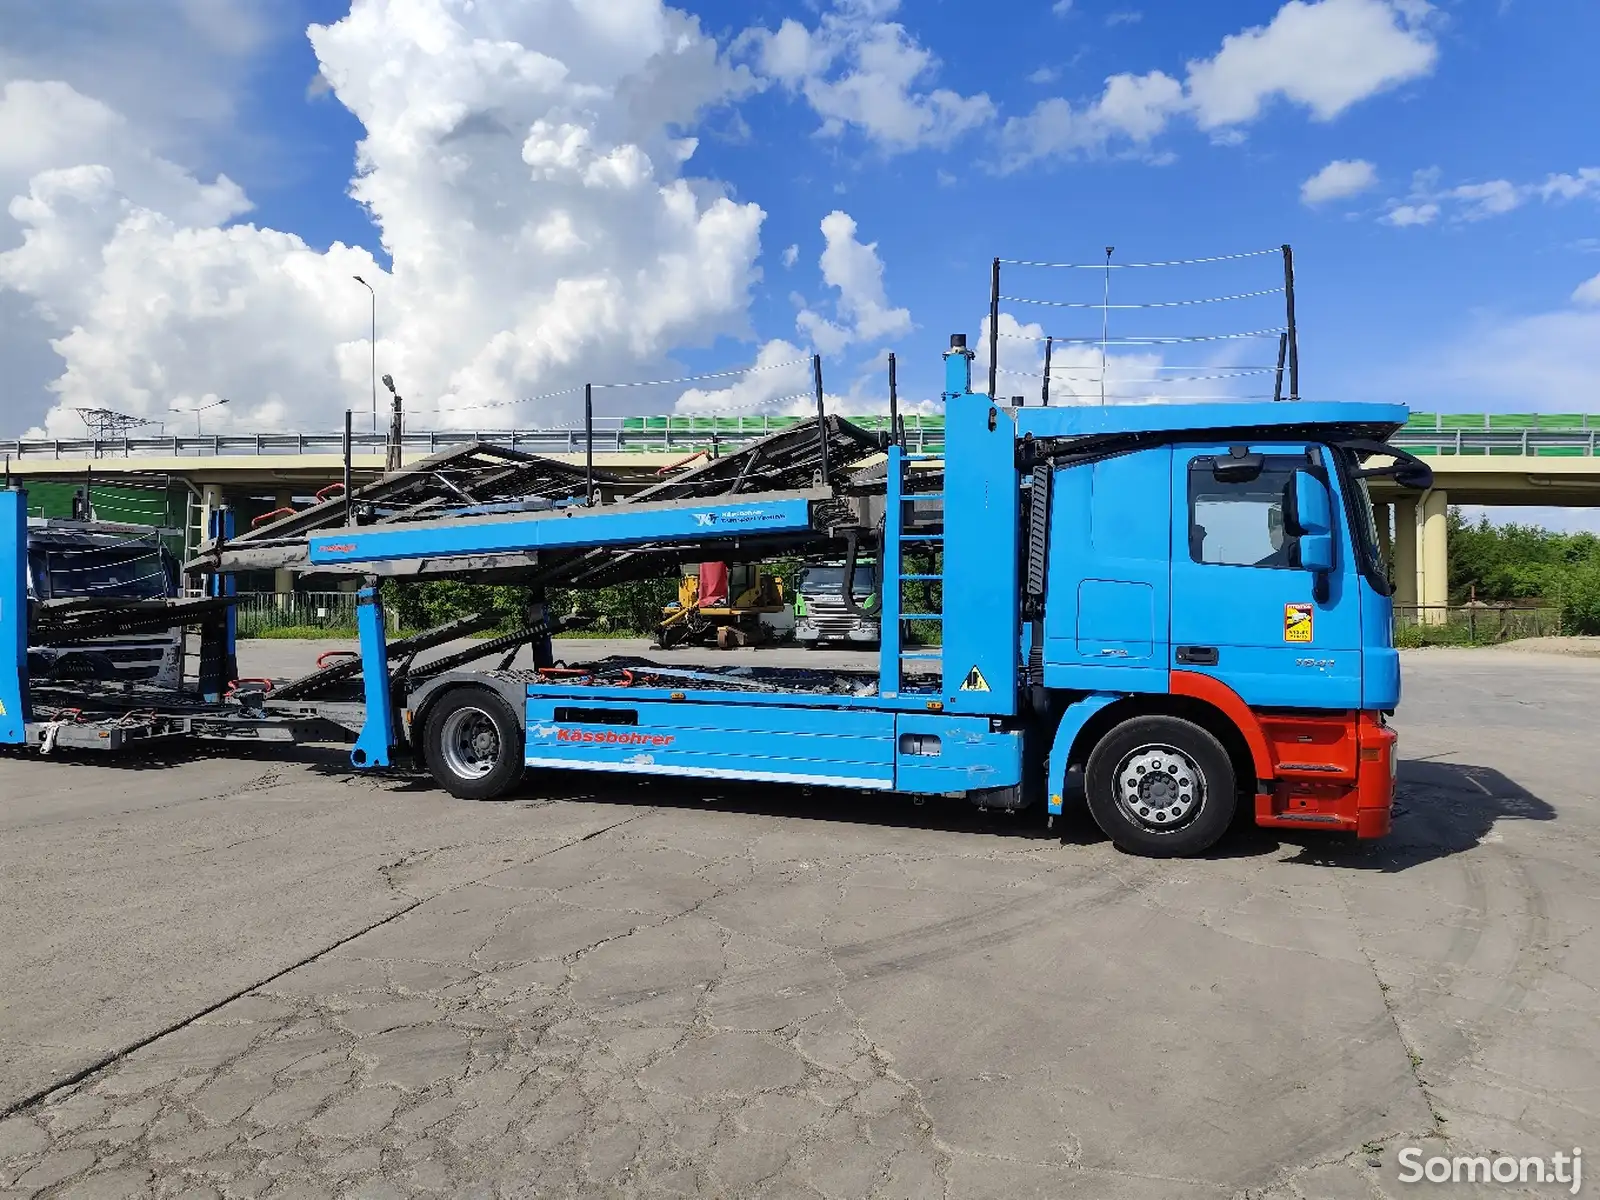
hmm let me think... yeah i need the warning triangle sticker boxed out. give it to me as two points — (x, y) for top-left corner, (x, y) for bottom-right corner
(960, 665), (991, 692)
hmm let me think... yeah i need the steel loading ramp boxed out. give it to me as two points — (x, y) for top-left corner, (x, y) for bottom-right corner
(188, 416), (885, 587)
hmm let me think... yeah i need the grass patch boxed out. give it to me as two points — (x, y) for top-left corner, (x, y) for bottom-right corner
(240, 624), (359, 640)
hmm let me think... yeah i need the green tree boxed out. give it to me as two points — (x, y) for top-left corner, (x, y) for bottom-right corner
(1447, 508), (1600, 634)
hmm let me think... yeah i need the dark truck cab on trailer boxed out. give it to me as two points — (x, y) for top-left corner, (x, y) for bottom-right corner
(25, 519), (184, 688)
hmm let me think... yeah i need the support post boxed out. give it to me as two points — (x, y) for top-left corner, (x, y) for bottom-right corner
(0, 487), (31, 744)
(351, 577), (394, 769)
(887, 353), (900, 449)
(1421, 489), (1449, 625)
(813, 354), (830, 486)
(274, 490), (295, 605)
(1273, 331), (1288, 403)
(342, 410), (353, 525)
(987, 258), (1001, 400)
(1282, 244), (1299, 401)
(584, 383), (595, 505)
(943, 333), (974, 401)
(198, 483), (224, 561)
(877, 442), (904, 701)
(1041, 336), (1053, 407)
(1393, 496), (1419, 613)
(199, 507), (237, 701)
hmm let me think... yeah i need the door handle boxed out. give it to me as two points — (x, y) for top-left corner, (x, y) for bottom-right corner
(1176, 646), (1219, 666)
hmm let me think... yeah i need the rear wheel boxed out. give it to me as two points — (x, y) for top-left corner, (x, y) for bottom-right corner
(423, 689), (524, 801)
(1084, 716), (1236, 857)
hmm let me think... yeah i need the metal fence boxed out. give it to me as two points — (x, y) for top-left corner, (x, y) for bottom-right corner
(1393, 604), (1563, 646)
(230, 591), (396, 637)
(4, 413), (1597, 463)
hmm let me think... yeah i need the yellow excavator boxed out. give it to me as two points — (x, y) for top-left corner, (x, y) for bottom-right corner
(655, 561), (787, 649)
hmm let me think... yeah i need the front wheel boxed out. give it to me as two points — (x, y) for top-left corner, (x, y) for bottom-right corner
(423, 689), (525, 801)
(1084, 716), (1236, 857)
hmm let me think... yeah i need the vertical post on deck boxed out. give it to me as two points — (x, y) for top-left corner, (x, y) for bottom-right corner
(351, 576), (394, 769)
(1273, 332), (1288, 403)
(987, 258), (1001, 400)
(342, 410), (354, 525)
(1282, 244), (1299, 401)
(813, 354), (830, 486)
(1041, 336), (1053, 407)
(878, 442), (904, 702)
(584, 383), (595, 505)
(199, 507), (237, 701)
(0, 487), (32, 744)
(888, 353), (900, 449)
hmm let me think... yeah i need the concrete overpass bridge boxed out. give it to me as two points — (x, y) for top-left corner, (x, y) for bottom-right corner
(5, 411), (1598, 609)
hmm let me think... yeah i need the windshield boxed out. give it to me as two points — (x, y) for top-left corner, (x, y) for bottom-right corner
(1333, 448), (1393, 596)
(798, 565), (875, 596)
(28, 545), (176, 601)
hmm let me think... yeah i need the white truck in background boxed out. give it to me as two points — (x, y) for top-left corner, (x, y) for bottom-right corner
(793, 558), (881, 648)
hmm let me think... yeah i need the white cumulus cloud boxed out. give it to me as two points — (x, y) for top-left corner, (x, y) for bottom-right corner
(1000, 0), (1436, 170)
(1382, 165), (1600, 227)
(739, 0), (995, 154)
(1185, 0), (1435, 128)
(1301, 158), (1378, 205)
(1, 0), (772, 436)
(999, 72), (1186, 168)
(795, 210), (912, 356)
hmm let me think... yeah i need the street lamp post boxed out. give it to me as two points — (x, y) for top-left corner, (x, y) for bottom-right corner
(171, 396), (229, 436)
(353, 275), (376, 433)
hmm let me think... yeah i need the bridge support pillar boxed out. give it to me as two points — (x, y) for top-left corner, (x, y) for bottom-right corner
(197, 484), (224, 567)
(274, 490), (296, 602)
(1421, 488), (1449, 624)
(1393, 497), (1419, 618)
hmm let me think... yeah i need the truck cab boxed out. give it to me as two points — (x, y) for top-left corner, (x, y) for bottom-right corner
(794, 558), (880, 647)
(25, 519), (184, 688)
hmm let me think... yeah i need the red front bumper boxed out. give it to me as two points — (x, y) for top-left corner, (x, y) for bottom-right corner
(1254, 711), (1396, 839)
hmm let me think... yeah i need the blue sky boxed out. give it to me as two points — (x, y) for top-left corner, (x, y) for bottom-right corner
(1, 0), (1597, 440)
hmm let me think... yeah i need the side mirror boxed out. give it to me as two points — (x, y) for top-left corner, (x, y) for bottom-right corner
(1284, 471), (1335, 579)
(1284, 470), (1332, 537)
(1293, 533), (1335, 573)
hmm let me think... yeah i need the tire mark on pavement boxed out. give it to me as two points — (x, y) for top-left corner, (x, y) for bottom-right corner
(0, 808), (653, 1120)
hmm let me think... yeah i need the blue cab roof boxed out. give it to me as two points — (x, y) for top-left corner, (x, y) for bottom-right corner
(1005, 399), (1408, 444)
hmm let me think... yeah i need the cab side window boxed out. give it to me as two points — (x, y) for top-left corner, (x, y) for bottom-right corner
(1187, 458), (1298, 569)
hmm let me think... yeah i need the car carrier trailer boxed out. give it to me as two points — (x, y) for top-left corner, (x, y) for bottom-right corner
(0, 336), (1432, 856)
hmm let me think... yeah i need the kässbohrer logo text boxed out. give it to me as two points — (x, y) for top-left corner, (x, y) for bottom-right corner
(556, 728), (674, 747)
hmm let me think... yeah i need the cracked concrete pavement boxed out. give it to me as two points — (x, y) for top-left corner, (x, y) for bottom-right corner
(0, 647), (1595, 1198)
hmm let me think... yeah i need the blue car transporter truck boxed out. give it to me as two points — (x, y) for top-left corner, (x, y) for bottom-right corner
(0, 336), (1431, 857)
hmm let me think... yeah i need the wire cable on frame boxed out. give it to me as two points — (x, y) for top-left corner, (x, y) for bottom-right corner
(996, 328), (1288, 345)
(999, 287), (1286, 310)
(996, 248), (1282, 269)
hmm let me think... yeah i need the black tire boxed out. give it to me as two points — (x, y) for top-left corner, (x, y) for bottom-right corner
(423, 688), (525, 801)
(1084, 716), (1236, 857)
